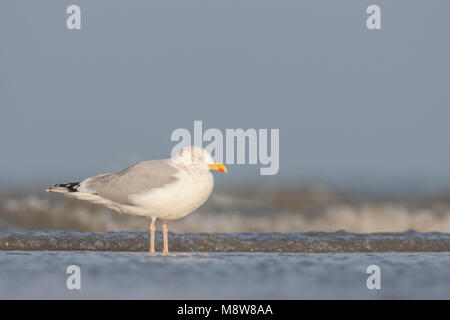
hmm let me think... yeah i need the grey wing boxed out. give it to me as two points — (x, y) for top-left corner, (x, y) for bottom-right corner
(77, 159), (179, 205)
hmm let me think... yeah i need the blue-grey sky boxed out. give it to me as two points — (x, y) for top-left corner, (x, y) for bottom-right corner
(1, 1), (449, 192)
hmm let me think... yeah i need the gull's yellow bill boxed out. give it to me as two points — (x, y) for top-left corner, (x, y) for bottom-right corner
(208, 162), (228, 173)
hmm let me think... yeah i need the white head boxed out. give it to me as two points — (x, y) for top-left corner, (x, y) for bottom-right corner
(171, 146), (227, 173)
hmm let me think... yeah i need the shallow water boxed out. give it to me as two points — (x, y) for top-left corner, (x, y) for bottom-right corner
(1, 230), (450, 252)
(1, 189), (450, 299)
(1, 251), (449, 299)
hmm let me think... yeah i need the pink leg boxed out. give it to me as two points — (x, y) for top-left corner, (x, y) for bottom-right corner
(162, 220), (169, 254)
(149, 218), (156, 253)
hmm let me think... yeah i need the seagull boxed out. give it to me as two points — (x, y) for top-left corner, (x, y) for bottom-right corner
(46, 146), (227, 253)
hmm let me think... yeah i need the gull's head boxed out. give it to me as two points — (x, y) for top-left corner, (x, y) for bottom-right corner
(172, 146), (227, 173)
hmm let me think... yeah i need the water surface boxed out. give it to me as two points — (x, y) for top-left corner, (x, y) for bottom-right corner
(1, 251), (449, 299)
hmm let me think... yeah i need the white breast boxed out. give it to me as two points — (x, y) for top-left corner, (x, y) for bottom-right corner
(129, 168), (214, 220)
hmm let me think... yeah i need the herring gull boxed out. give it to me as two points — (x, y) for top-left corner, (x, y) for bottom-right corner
(46, 146), (227, 253)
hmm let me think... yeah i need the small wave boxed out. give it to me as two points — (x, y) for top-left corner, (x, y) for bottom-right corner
(3, 192), (450, 234)
(0, 231), (449, 252)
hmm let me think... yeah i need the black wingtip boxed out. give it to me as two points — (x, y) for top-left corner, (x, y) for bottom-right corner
(54, 182), (81, 192)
